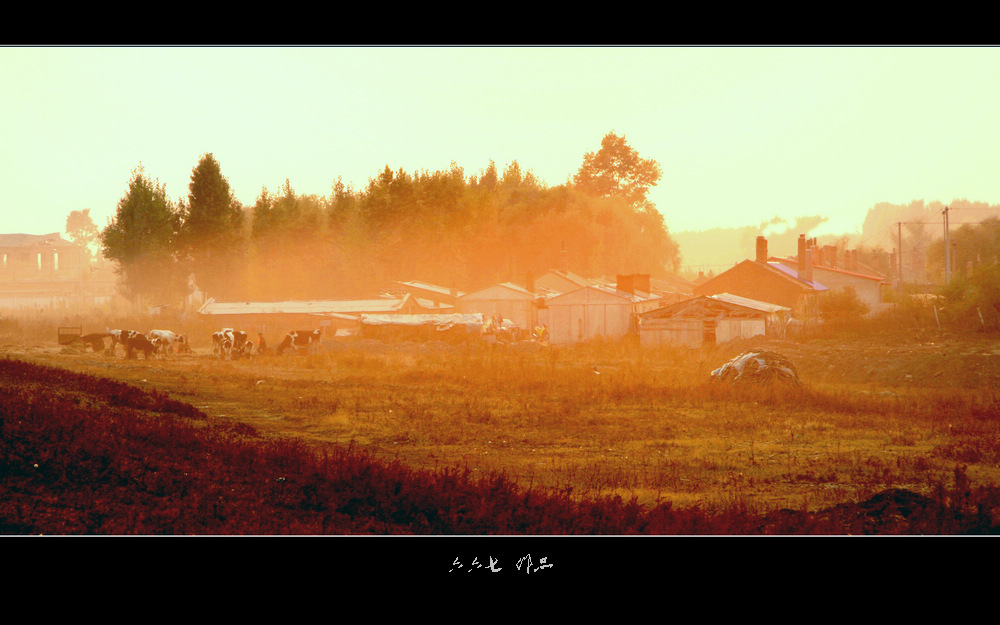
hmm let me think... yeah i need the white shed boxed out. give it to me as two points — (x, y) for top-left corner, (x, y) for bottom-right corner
(637, 294), (790, 348)
(541, 285), (642, 344)
(458, 282), (538, 330)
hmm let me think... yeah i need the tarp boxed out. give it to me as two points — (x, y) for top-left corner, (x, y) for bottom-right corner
(360, 313), (484, 332)
(711, 350), (800, 386)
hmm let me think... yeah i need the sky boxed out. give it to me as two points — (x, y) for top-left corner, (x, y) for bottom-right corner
(3, 45), (1000, 241)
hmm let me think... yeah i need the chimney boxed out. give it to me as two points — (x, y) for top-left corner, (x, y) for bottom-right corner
(636, 274), (650, 296)
(560, 241), (568, 273)
(617, 274), (634, 295)
(525, 271), (534, 294)
(798, 234), (814, 284)
(756, 236), (768, 263)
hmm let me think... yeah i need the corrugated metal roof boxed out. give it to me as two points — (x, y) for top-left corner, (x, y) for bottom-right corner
(198, 294), (415, 316)
(708, 292), (791, 313)
(461, 282), (537, 300)
(396, 280), (465, 298)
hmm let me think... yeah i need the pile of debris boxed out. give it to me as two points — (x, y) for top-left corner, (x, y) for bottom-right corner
(711, 350), (800, 386)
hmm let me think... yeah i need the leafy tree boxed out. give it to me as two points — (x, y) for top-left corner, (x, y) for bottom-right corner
(818, 287), (871, 323)
(100, 166), (184, 306)
(65, 208), (100, 257)
(179, 153), (245, 300)
(573, 131), (662, 211)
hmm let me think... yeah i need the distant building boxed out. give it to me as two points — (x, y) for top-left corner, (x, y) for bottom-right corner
(197, 294), (428, 341)
(638, 293), (791, 348)
(395, 280), (464, 311)
(0, 232), (115, 309)
(693, 234), (826, 316)
(772, 243), (891, 313)
(540, 283), (662, 344)
(533, 269), (593, 295)
(458, 282), (539, 330)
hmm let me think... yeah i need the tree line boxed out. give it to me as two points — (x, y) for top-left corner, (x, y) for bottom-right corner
(88, 133), (680, 307)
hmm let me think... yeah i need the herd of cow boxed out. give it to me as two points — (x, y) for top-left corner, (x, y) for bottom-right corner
(67, 327), (324, 360)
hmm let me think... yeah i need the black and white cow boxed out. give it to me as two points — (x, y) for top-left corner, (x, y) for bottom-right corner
(231, 339), (256, 360)
(147, 329), (188, 355)
(212, 328), (249, 359)
(108, 329), (144, 357)
(124, 333), (157, 359)
(276, 329), (322, 355)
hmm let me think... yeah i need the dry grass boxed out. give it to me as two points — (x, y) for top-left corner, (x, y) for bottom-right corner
(8, 311), (999, 518)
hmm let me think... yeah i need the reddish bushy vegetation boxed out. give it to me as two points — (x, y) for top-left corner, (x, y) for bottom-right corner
(2, 356), (999, 535)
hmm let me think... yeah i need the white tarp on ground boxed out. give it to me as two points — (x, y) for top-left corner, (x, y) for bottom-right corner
(711, 350), (800, 385)
(359, 313), (484, 332)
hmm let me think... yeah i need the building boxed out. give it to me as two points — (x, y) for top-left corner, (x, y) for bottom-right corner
(197, 294), (428, 340)
(540, 283), (661, 344)
(638, 293), (791, 348)
(458, 282), (540, 330)
(0, 232), (115, 309)
(772, 242), (890, 313)
(693, 234), (826, 316)
(395, 280), (464, 311)
(531, 269), (593, 296)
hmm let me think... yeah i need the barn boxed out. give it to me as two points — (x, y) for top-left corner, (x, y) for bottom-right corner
(541, 284), (659, 344)
(458, 282), (540, 331)
(638, 293), (791, 347)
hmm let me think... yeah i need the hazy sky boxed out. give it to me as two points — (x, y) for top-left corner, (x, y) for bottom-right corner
(4, 45), (999, 241)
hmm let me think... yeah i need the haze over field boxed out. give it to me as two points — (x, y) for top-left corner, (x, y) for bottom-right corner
(4, 46), (1000, 271)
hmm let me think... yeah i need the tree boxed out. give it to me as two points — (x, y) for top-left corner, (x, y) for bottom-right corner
(179, 153), (245, 300)
(65, 208), (100, 256)
(100, 166), (183, 306)
(573, 131), (662, 211)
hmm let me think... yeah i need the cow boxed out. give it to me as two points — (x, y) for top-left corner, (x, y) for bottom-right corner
(231, 339), (255, 360)
(123, 333), (157, 359)
(212, 328), (249, 359)
(212, 329), (233, 359)
(276, 329), (322, 355)
(147, 329), (188, 355)
(108, 329), (143, 357)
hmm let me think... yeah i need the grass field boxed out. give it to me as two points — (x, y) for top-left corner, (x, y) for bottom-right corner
(5, 311), (999, 524)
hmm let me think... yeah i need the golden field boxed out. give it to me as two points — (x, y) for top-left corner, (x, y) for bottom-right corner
(5, 313), (999, 517)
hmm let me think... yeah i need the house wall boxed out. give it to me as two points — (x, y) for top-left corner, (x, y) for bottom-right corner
(693, 262), (808, 313)
(542, 286), (638, 344)
(459, 297), (535, 329)
(545, 300), (633, 344)
(639, 317), (765, 347)
(638, 319), (704, 347)
(715, 318), (766, 343)
(811, 269), (883, 311)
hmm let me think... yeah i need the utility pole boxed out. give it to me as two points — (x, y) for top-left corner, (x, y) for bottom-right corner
(943, 205), (951, 282)
(897, 221), (903, 292)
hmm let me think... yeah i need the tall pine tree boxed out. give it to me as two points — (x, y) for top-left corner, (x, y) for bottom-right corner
(180, 153), (245, 300)
(101, 166), (183, 307)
